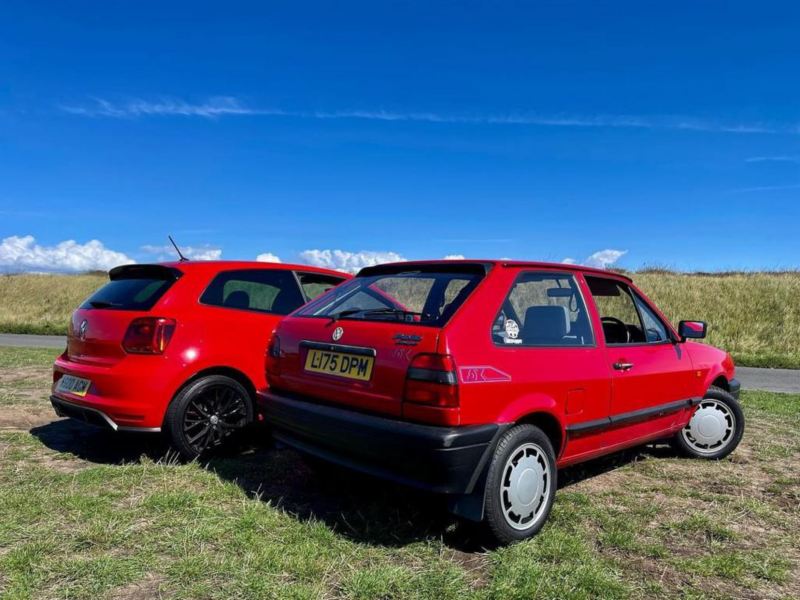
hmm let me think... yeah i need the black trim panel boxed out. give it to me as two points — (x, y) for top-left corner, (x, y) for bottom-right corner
(729, 378), (741, 400)
(566, 397), (700, 436)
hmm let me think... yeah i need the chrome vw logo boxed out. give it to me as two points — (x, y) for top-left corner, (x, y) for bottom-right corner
(332, 326), (344, 342)
(79, 319), (88, 341)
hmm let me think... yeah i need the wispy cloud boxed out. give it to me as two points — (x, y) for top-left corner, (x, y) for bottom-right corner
(563, 249), (627, 269)
(60, 96), (788, 134)
(745, 156), (800, 164)
(730, 183), (800, 193)
(141, 243), (222, 261)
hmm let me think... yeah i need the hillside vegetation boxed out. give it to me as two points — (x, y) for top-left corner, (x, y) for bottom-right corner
(0, 270), (797, 368)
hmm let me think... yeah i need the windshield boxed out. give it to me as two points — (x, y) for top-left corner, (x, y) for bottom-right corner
(295, 269), (484, 326)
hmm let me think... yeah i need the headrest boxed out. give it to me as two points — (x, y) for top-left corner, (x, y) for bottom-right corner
(522, 305), (569, 343)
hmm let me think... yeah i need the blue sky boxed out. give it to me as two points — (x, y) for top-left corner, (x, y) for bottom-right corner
(1, 1), (799, 272)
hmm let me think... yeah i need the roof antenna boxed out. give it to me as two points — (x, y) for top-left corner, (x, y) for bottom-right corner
(168, 235), (189, 262)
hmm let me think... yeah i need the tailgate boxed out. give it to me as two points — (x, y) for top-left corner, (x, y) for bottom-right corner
(271, 317), (440, 417)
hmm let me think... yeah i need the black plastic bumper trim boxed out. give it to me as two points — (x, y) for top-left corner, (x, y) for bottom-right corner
(50, 396), (160, 433)
(260, 391), (501, 495)
(729, 378), (741, 400)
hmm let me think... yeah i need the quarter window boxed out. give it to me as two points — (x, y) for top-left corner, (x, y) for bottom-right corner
(633, 293), (670, 342)
(493, 272), (594, 347)
(297, 273), (346, 301)
(200, 269), (305, 315)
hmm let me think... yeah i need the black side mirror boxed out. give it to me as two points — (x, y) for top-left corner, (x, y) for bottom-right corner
(678, 320), (707, 341)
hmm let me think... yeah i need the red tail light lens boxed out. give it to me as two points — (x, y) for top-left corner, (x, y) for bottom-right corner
(122, 317), (176, 354)
(404, 353), (459, 408)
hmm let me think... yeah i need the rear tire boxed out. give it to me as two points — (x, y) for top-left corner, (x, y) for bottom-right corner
(165, 375), (253, 461)
(672, 386), (744, 460)
(483, 424), (557, 545)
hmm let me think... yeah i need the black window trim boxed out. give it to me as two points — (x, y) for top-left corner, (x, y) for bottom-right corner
(198, 267), (306, 316)
(586, 275), (675, 348)
(491, 270), (597, 350)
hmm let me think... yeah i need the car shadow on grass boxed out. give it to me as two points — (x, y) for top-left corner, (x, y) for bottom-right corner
(29, 418), (676, 550)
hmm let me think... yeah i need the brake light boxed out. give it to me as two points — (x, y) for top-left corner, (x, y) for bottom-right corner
(403, 353), (459, 408)
(122, 317), (176, 354)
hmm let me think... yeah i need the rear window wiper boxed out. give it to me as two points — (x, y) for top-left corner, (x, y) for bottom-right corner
(88, 300), (121, 309)
(329, 307), (425, 322)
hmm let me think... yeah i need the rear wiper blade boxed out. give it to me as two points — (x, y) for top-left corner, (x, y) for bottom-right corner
(88, 300), (119, 308)
(331, 307), (425, 322)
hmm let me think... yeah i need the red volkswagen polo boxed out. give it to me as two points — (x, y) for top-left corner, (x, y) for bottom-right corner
(51, 260), (348, 459)
(261, 260), (744, 544)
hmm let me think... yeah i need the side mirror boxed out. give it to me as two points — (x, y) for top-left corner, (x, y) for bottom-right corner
(678, 320), (707, 341)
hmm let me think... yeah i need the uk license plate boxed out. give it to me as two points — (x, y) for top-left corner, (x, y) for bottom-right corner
(56, 374), (91, 397)
(304, 348), (374, 381)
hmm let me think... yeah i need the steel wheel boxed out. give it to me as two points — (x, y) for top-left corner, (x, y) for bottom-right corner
(681, 399), (736, 456)
(499, 442), (552, 531)
(182, 383), (249, 456)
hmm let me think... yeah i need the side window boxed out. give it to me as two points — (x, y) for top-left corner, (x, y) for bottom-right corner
(200, 269), (305, 315)
(492, 272), (594, 347)
(585, 277), (647, 344)
(633, 293), (669, 342)
(297, 273), (345, 301)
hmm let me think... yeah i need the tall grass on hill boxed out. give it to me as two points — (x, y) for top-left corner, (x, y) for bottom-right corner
(0, 272), (106, 335)
(0, 270), (797, 368)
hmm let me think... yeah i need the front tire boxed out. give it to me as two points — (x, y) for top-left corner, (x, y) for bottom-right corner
(483, 424), (557, 545)
(673, 386), (744, 460)
(165, 375), (253, 461)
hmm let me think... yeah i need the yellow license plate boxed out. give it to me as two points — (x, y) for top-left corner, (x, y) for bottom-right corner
(304, 348), (374, 381)
(56, 374), (91, 397)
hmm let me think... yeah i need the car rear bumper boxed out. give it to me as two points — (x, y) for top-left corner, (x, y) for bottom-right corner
(260, 390), (504, 495)
(50, 395), (161, 432)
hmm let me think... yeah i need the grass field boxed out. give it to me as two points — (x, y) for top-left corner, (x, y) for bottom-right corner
(1, 270), (799, 368)
(0, 346), (798, 599)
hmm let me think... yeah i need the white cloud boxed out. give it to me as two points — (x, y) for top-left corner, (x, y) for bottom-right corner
(61, 96), (784, 134)
(255, 252), (282, 263)
(0, 235), (134, 272)
(584, 249), (627, 269)
(299, 249), (405, 273)
(442, 254), (465, 260)
(61, 96), (255, 119)
(141, 244), (222, 261)
(561, 257), (577, 265)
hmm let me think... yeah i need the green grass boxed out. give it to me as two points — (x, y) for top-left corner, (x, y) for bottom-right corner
(1, 270), (799, 367)
(0, 349), (799, 599)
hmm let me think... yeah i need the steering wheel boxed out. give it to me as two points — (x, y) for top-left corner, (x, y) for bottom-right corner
(601, 316), (630, 344)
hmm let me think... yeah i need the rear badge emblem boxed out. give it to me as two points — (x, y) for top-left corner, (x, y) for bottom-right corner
(332, 326), (344, 341)
(79, 319), (88, 341)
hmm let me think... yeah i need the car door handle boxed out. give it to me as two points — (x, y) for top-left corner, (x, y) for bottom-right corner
(613, 362), (634, 371)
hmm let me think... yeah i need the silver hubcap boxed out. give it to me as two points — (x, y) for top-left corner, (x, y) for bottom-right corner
(500, 442), (551, 531)
(681, 400), (736, 455)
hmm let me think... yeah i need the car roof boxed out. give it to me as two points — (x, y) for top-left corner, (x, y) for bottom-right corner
(358, 259), (632, 282)
(155, 260), (350, 278)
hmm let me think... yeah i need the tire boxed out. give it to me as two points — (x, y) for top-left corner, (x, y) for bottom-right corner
(483, 424), (557, 545)
(672, 386), (744, 460)
(165, 375), (254, 461)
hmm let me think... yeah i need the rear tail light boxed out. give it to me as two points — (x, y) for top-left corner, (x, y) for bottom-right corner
(122, 317), (176, 354)
(404, 353), (459, 408)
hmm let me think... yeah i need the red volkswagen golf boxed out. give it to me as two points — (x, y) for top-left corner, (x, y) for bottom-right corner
(261, 260), (744, 544)
(51, 260), (348, 459)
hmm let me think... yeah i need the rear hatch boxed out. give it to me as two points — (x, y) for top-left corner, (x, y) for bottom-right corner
(67, 264), (182, 366)
(268, 262), (488, 420)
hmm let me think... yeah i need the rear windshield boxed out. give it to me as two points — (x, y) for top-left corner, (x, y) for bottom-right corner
(80, 267), (178, 311)
(295, 268), (484, 326)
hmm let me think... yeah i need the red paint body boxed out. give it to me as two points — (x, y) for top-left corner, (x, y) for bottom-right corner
(52, 261), (348, 431)
(265, 260), (736, 468)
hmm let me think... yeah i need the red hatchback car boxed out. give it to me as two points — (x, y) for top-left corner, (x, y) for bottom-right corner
(51, 260), (348, 459)
(261, 260), (744, 544)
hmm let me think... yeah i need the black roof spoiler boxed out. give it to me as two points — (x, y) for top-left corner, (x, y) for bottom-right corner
(357, 262), (492, 277)
(108, 264), (183, 281)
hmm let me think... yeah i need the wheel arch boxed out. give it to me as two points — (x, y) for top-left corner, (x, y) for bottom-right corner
(171, 365), (257, 408)
(710, 375), (730, 393)
(515, 411), (565, 458)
